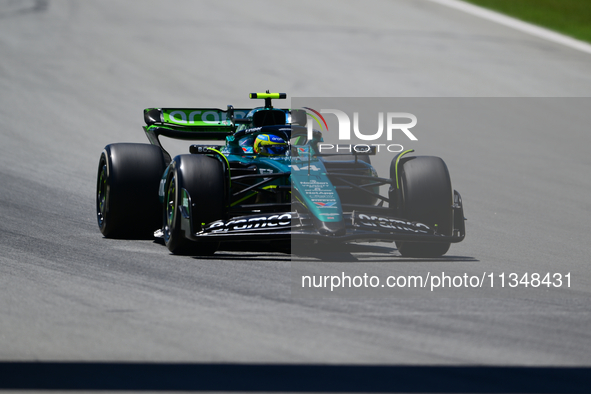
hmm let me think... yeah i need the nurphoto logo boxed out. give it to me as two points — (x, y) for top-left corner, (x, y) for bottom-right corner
(303, 108), (418, 153)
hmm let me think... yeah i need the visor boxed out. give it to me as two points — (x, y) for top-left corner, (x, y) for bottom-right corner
(260, 144), (287, 155)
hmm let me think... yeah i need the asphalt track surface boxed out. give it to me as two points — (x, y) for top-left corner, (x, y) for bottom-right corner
(1, 0), (591, 392)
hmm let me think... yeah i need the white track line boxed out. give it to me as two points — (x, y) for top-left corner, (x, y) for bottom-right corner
(426, 0), (591, 55)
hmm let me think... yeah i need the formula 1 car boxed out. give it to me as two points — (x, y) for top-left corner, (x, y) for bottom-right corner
(96, 93), (465, 257)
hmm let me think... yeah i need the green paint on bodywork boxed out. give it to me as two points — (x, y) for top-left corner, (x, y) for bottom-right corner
(161, 108), (246, 126)
(231, 192), (258, 207)
(290, 154), (342, 223)
(395, 149), (414, 189)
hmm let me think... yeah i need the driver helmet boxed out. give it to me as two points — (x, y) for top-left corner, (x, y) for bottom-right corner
(254, 134), (288, 156)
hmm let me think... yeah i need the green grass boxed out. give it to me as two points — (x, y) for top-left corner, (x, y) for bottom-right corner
(462, 0), (591, 43)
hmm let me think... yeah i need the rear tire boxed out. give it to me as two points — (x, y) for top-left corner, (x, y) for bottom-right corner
(393, 156), (452, 257)
(96, 143), (165, 239)
(163, 155), (225, 255)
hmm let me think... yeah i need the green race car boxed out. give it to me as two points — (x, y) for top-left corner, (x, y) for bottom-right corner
(96, 93), (465, 257)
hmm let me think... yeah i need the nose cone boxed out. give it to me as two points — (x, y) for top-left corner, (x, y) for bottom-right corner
(313, 216), (346, 237)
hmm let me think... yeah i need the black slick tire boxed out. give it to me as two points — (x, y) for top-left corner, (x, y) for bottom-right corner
(393, 156), (452, 258)
(163, 154), (225, 255)
(96, 143), (165, 239)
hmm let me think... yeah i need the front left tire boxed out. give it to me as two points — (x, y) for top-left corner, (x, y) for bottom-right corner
(163, 154), (225, 255)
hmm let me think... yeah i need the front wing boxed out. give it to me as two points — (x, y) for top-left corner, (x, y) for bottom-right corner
(186, 211), (465, 244)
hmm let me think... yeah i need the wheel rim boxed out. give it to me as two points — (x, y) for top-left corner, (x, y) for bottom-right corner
(96, 161), (108, 227)
(166, 175), (176, 228)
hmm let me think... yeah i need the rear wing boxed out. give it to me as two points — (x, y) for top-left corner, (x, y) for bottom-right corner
(144, 107), (252, 140)
(144, 107), (252, 129)
(143, 93), (290, 161)
(143, 107), (253, 163)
